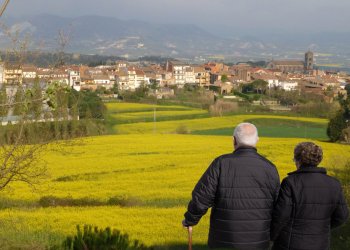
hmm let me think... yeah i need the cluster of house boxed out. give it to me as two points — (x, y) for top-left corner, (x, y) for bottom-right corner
(0, 51), (349, 101)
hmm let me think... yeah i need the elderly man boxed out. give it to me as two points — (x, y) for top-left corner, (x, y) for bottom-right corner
(183, 122), (280, 250)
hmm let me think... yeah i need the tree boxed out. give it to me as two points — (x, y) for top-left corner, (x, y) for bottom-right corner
(149, 80), (158, 90)
(121, 83), (150, 101)
(0, 23), (101, 191)
(327, 111), (347, 142)
(0, 82), (76, 190)
(221, 74), (228, 83)
(0, 83), (8, 117)
(110, 83), (119, 94)
(12, 85), (25, 115)
(77, 90), (106, 119)
(345, 83), (350, 96)
(338, 94), (350, 120)
(28, 77), (43, 120)
(327, 94), (350, 142)
(241, 80), (268, 95)
(251, 79), (268, 94)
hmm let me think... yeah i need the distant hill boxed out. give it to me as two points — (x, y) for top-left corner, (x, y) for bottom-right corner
(0, 14), (282, 58)
(0, 14), (350, 65)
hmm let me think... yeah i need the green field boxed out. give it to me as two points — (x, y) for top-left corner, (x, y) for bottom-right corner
(0, 102), (347, 249)
(193, 118), (328, 140)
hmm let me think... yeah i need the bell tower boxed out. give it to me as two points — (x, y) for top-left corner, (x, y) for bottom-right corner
(305, 51), (314, 71)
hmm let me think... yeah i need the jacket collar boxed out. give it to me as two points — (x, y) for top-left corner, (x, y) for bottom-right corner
(288, 166), (327, 175)
(233, 146), (257, 154)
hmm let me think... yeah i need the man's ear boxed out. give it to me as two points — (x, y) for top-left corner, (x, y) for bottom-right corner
(233, 136), (237, 146)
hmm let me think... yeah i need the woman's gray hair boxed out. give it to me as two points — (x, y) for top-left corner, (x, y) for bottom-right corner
(233, 123), (259, 147)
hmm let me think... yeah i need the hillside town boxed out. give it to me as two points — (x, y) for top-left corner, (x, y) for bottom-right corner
(0, 51), (349, 102)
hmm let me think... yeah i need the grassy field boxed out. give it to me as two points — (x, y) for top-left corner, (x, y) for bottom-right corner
(193, 118), (328, 140)
(0, 102), (346, 249)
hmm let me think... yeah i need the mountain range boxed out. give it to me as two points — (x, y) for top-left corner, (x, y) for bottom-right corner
(1, 14), (350, 65)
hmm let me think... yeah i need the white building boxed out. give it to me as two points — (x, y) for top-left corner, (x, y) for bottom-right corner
(127, 67), (137, 90)
(68, 67), (81, 91)
(267, 78), (280, 88)
(135, 68), (149, 86)
(93, 74), (112, 89)
(120, 67), (149, 91)
(280, 81), (298, 91)
(116, 69), (129, 90)
(4, 64), (22, 84)
(22, 65), (37, 79)
(165, 61), (189, 87)
(194, 66), (209, 86)
(184, 67), (196, 84)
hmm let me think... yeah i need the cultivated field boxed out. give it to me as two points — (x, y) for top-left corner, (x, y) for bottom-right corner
(0, 102), (346, 249)
(107, 102), (328, 139)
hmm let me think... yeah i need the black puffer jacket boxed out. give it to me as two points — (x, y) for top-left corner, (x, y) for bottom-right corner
(271, 166), (349, 250)
(184, 147), (280, 249)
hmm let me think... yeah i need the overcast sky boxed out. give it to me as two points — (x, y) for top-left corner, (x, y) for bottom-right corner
(4, 0), (350, 36)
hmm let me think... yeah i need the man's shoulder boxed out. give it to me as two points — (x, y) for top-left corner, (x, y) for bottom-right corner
(217, 153), (234, 160)
(211, 153), (233, 165)
(255, 153), (276, 168)
(216, 151), (276, 168)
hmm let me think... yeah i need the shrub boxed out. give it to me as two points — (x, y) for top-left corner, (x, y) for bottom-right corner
(209, 100), (238, 116)
(39, 196), (104, 207)
(39, 195), (142, 208)
(108, 196), (142, 207)
(58, 225), (150, 250)
(175, 124), (189, 134)
(233, 91), (251, 101)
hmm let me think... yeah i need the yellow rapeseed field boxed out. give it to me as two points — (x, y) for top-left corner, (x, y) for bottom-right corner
(0, 102), (345, 248)
(112, 110), (208, 124)
(0, 133), (349, 248)
(106, 102), (193, 113)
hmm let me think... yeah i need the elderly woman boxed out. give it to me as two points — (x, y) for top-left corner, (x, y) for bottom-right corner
(271, 142), (349, 250)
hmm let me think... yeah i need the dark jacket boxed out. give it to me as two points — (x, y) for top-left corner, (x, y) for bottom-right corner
(271, 166), (349, 250)
(184, 147), (280, 249)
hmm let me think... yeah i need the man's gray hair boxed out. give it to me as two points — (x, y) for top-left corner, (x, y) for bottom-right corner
(233, 123), (259, 147)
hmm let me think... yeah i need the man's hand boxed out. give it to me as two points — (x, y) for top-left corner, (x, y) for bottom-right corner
(182, 219), (190, 228)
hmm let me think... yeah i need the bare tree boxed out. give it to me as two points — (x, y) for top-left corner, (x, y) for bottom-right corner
(56, 28), (72, 67)
(0, 0), (10, 18)
(0, 80), (77, 192)
(0, 124), (48, 189)
(0, 23), (79, 191)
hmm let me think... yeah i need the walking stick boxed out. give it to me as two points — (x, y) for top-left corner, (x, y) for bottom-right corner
(188, 226), (193, 250)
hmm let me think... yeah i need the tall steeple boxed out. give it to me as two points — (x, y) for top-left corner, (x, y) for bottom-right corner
(305, 51), (314, 71)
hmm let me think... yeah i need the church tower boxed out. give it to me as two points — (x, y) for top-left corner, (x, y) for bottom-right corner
(305, 51), (314, 71)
